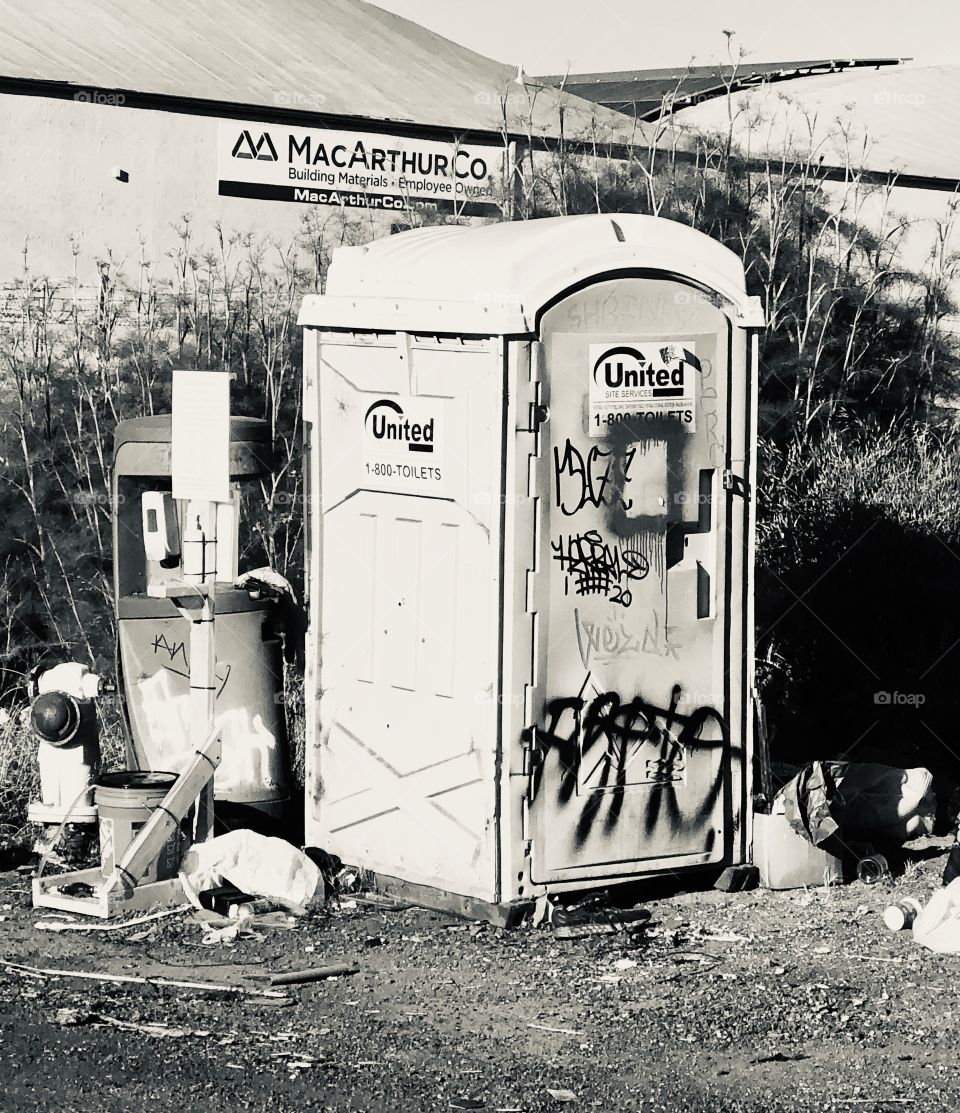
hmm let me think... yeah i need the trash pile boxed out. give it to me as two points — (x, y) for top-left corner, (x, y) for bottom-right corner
(755, 760), (937, 891)
(751, 758), (960, 954)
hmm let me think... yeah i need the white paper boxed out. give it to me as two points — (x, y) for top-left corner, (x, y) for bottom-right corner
(171, 370), (231, 502)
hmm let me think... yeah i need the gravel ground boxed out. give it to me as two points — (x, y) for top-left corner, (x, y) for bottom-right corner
(1, 841), (958, 1112)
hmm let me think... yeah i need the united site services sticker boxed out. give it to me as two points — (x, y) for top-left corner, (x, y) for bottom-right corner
(361, 396), (446, 491)
(588, 342), (699, 437)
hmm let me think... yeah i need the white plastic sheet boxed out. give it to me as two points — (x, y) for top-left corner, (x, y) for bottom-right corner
(180, 830), (321, 912)
(913, 877), (960, 954)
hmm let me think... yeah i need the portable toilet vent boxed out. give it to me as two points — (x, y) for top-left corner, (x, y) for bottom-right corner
(299, 214), (764, 920)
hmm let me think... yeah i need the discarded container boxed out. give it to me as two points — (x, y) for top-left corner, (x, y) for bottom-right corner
(883, 897), (922, 931)
(753, 798), (843, 890)
(95, 771), (184, 884)
(857, 854), (891, 885)
(229, 898), (281, 919)
(299, 214), (765, 918)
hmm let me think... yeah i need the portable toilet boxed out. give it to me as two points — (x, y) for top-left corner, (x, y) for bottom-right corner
(299, 214), (763, 920)
(112, 415), (290, 823)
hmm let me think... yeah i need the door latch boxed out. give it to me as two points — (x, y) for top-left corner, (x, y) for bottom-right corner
(722, 470), (749, 498)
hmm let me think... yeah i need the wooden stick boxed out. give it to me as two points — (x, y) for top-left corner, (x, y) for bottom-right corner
(2, 960), (289, 998)
(269, 963), (359, 986)
(35, 905), (191, 933)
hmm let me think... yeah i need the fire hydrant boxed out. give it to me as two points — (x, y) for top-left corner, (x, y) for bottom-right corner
(27, 662), (109, 827)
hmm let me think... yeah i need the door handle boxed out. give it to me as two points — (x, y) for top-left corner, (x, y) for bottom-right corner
(667, 469), (716, 620)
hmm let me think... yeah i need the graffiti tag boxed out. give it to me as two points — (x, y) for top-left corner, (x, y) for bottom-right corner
(554, 439), (636, 516)
(529, 676), (728, 846)
(551, 530), (648, 606)
(150, 632), (231, 696)
(574, 608), (682, 667)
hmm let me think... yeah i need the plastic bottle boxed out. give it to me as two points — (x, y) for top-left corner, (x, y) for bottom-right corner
(883, 897), (923, 931)
(228, 898), (281, 919)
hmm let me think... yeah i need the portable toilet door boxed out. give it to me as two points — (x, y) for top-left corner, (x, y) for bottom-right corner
(300, 214), (763, 916)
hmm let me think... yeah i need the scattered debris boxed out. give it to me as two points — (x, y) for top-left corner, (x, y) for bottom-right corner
(527, 1022), (579, 1035)
(552, 906), (650, 940)
(348, 893), (415, 911)
(269, 963), (360, 986)
(2, 960), (290, 998)
(35, 904), (190, 933)
(55, 1007), (207, 1039)
(714, 865), (759, 892)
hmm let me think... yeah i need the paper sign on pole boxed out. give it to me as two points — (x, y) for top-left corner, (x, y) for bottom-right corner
(171, 370), (231, 502)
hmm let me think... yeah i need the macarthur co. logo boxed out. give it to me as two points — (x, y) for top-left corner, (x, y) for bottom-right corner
(231, 130), (278, 161)
(592, 344), (701, 395)
(364, 399), (435, 453)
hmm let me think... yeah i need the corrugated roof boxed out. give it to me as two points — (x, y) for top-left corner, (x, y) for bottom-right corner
(0, 0), (639, 143)
(667, 63), (960, 185)
(538, 59), (904, 120)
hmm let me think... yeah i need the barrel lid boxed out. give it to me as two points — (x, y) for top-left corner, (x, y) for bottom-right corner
(113, 415), (271, 454)
(96, 770), (178, 790)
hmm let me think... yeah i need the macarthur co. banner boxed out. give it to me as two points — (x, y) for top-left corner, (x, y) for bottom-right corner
(218, 121), (503, 212)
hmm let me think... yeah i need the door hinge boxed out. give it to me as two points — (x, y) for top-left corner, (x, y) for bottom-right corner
(521, 726), (541, 777)
(722, 469), (749, 498)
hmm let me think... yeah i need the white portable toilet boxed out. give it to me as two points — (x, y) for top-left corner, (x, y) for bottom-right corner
(299, 214), (763, 921)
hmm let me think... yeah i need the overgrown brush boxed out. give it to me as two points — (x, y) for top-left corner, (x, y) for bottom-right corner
(756, 424), (960, 766)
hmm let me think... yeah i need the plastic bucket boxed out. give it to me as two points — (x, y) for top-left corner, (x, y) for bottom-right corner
(95, 771), (185, 884)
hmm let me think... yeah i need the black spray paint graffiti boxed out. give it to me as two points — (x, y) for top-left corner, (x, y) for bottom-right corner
(151, 632), (231, 697)
(554, 439), (637, 516)
(151, 633), (188, 672)
(530, 676), (729, 850)
(551, 530), (649, 607)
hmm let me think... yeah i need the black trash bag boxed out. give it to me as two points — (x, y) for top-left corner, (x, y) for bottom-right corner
(779, 760), (935, 847)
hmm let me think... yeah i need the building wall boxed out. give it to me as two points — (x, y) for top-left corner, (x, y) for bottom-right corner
(0, 92), (382, 281)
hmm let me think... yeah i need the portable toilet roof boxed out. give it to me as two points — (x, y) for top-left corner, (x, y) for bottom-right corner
(298, 214), (762, 336)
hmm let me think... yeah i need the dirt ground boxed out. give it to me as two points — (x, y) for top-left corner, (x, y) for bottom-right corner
(1, 841), (959, 1113)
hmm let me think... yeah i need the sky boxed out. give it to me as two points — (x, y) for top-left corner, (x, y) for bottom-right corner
(372, 0), (960, 75)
